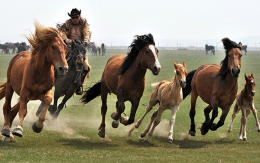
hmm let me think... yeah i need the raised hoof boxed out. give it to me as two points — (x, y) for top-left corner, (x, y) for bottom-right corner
(188, 131), (196, 136)
(200, 124), (209, 135)
(111, 121), (119, 128)
(140, 133), (145, 138)
(32, 122), (43, 133)
(120, 117), (129, 125)
(12, 128), (23, 137)
(210, 123), (217, 131)
(98, 131), (105, 138)
(243, 138), (247, 141)
(111, 112), (116, 119)
(1, 128), (11, 137)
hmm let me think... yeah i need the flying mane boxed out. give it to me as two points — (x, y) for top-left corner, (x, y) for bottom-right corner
(217, 37), (241, 79)
(120, 34), (155, 75)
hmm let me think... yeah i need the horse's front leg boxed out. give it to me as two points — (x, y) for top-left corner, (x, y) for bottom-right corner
(32, 90), (52, 133)
(168, 106), (179, 143)
(52, 93), (72, 119)
(203, 105), (212, 123)
(121, 99), (140, 126)
(209, 105), (230, 132)
(201, 103), (219, 135)
(111, 90), (125, 127)
(98, 87), (109, 138)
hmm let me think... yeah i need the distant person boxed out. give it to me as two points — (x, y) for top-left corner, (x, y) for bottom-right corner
(58, 8), (91, 95)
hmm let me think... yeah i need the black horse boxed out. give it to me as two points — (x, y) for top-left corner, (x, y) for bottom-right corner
(205, 44), (215, 55)
(241, 45), (247, 55)
(36, 40), (88, 119)
(101, 43), (106, 56)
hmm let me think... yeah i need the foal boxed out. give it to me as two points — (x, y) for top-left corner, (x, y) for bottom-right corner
(228, 73), (260, 140)
(132, 62), (187, 142)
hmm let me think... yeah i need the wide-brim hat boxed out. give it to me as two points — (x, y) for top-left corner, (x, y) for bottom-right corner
(68, 8), (81, 17)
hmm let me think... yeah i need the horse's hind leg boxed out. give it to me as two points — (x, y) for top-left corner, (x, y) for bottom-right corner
(239, 109), (249, 140)
(228, 103), (239, 132)
(189, 91), (198, 136)
(250, 104), (260, 132)
(203, 105), (212, 123)
(52, 94), (72, 119)
(168, 106), (179, 143)
(98, 84), (109, 138)
(141, 109), (158, 139)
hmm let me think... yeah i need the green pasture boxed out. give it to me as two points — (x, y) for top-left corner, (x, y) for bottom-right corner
(0, 49), (260, 163)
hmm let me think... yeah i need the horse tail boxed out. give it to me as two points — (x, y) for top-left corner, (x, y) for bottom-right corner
(182, 69), (197, 99)
(81, 81), (101, 104)
(0, 81), (7, 100)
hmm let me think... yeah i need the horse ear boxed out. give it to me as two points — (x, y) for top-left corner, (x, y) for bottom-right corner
(173, 62), (177, 69)
(251, 74), (254, 79)
(244, 73), (247, 80)
(183, 62), (186, 68)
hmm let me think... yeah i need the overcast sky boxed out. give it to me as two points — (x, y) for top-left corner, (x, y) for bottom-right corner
(0, 0), (260, 47)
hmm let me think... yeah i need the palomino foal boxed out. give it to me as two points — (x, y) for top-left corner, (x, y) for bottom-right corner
(228, 73), (260, 140)
(133, 62), (187, 143)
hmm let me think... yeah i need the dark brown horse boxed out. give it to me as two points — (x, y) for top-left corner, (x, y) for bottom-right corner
(182, 38), (242, 136)
(228, 73), (260, 140)
(0, 22), (68, 141)
(81, 34), (161, 138)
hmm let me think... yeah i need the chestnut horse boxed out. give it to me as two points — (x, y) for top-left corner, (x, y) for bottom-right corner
(0, 22), (68, 141)
(228, 73), (260, 140)
(130, 62), (187, 143)
(81, 34), (161, 138)
(182, 38), (242, 136)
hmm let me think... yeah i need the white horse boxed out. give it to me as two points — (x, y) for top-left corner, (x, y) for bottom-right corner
(228, 73), (260, 140)
(129, 62), (187, 143)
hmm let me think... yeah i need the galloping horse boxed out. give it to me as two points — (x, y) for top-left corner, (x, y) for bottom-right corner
(36, 40), (89, 119)
(228, 73), (260, 140)
(131, 62), (187, 143)
(81, 34), (161, 138)
(183, 38), (242, 136)
(0, 22), (68, 141)
(205, 44), (215, 55)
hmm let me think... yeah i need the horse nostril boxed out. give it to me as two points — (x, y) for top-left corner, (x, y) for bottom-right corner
(154, 66), (157, 71)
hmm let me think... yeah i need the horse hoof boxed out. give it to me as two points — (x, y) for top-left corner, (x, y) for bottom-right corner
(1, 128), (11, 137)
(111, 121), (119, 128)
(120, 117), (129, 125)
(140, 133), (145, 138)
(243, 138), (247, 141)
(32, 122), (43, 133)
(258, 129), (260, 132)
(2, 135), (15, 142)
(210, 123), (217, 131)
(12, 128), (23, 137)
(188, 131), (196, 136)
(168, 138), (173, 143)
(98, 131), (105, 138)
(111, 112), (116, 119)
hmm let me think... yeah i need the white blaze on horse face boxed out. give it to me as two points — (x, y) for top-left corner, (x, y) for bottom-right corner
(251, 80), (254, 83)
(58, 41), (60, 45)
(149, 45), (161, 68)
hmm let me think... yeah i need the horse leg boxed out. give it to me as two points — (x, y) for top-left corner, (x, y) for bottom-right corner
(140, 110), (158, 139)
(1, 84), (14, 137)
(209, 106), (230, 132)
(36, 102), (44, 117)
(168, 106), (179, 143)
(189, 91), (198, 136)
(145, 106), (165, 142)
(250, 104), (260, 132)
(98, 85), (109, 138)
(32, 90), (52, 133)
(52, 94), (72, 119)
(228, 103), (239, 132)
(203, 105), (212, 123)
(48, 92), (59, 116)
(111, 90), (125, 126)
(239, 109), (248, 140)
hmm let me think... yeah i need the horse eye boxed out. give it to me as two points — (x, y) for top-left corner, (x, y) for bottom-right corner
(145, 51), (149, 54)
(51, 46), (55, 50)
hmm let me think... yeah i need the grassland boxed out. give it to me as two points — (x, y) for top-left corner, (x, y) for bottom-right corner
(0, 49), (260, 163)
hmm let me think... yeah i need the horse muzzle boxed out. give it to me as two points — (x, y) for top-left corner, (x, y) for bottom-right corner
(151, 65), (161, 75)
(231, 67), (240, 78)
(180, 79), (186, 88)
(250, 91), (255, 97)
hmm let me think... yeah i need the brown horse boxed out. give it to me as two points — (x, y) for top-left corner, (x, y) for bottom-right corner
(228, 73), (260, 140)
(182, 37), (242, 136)
(130, 62), (187, 143)
(0, 22), (68, 141)
(81, 34), (161, 138)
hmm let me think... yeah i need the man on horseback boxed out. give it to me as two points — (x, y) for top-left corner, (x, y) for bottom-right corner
(58, 8), (91, 95)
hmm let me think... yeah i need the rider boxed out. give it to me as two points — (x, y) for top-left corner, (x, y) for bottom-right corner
(59, 8), (91, 95)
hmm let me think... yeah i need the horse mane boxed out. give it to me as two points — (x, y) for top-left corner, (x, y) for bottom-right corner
(120, 33), (155, 75)
(217, 38), (241, 79)
(26, 21), (62, 56)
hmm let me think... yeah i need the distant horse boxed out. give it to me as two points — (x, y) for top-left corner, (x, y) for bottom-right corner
(241, 45), (247, 55)
(130, 62), (187, 143)
(0, 22), (68, 141)
(182, 38), (242, 136)
(228, 73), (260, 140)
(36, 40), (89, 119)
(101, 43), (106, 56)
(81, 34), (161, 138)
(17, 42), (28, 53)
(205, 44), (215, 55)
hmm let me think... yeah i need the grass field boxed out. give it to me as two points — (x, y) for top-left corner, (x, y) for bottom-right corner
(0, 49), (260, 163)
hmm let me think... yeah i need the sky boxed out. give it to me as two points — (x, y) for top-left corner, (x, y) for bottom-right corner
(0, 0), (260, 47)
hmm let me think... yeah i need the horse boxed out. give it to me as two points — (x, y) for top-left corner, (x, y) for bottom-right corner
(81, 34), (161, 138)
(101, 43), (106, 56)
(17, 42), (28, 53)
(0, 21), (68, 141)
(205, 44), (215, 55)
(242, 45), (247, 55)
(36, 40), (89, 119)
(182, 38), (242, 136)
(227, 73), (260, 140)
(130, 62), (187, 143)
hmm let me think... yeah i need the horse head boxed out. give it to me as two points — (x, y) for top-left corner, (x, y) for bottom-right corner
(141, 44), (161, 75)
(245, 73), (255, 97)
(174, 62), (187, 88)
(221, 38), (242, 78)
(70, 40), (86, 72)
